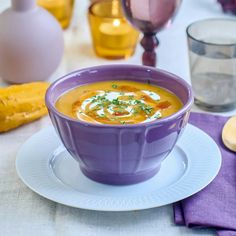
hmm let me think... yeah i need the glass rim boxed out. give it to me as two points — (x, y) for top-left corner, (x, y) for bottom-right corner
(186, 18), (236, 47)
(88, 0), (124, 20)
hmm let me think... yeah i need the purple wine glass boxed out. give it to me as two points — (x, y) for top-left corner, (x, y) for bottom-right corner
(121, 0), (182, 67)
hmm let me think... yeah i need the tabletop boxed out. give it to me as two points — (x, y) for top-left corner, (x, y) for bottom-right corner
(0, 0), (235, 236)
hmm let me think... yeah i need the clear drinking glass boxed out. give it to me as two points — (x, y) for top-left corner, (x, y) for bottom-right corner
(187, 19), (236, 112)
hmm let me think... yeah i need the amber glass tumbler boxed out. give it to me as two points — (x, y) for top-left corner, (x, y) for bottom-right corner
(37, 0), (74, 29)
(88, 0), (139, 59)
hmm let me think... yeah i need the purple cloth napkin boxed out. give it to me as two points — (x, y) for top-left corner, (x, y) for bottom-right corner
(174, 112), (236, 236)
(218, 0), (236, 14)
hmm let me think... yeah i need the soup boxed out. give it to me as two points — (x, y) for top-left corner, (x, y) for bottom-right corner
(55, 80), (183, 125)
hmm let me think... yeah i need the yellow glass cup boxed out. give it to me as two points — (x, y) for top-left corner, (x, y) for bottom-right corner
(37, 0), (74, 29)
(88, 0), (139, 59)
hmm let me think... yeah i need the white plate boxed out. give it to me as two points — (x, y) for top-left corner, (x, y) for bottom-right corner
(16, 124), (221, 211)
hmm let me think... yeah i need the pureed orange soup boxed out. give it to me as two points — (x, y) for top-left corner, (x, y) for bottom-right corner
(55, 80), (183, 125)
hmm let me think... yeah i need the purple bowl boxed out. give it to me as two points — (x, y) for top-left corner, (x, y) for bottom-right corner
(46, 65), (193, 185)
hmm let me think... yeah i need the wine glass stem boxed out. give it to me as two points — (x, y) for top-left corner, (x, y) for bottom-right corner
(141, 34), (159, 67)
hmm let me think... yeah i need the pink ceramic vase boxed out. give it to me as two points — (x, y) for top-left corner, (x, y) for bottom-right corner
(0, 0), (64, 84)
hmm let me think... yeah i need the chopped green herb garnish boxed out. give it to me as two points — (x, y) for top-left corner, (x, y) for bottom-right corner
(138, 104), (153, 115)
(131, 108), (138, 115)
(112, 98), (120, 105)
(112, 84), (118, 89)
(154, 113), (162, 119)
(134, 100), (142, 104)
(143, 106), (153, 114)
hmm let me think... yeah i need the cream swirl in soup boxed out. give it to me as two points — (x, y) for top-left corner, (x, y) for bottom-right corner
(55, 80), (183, 125)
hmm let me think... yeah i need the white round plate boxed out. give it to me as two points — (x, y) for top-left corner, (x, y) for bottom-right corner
(16, 124), (221, 211)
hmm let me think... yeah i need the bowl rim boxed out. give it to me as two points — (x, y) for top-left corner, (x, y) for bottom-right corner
(45, 64), (193, 128)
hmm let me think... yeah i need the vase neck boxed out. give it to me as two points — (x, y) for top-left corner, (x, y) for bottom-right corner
(11, 0), (36, 11)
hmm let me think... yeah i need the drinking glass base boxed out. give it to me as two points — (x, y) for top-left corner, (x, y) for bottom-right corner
(194, 98), (236, 112)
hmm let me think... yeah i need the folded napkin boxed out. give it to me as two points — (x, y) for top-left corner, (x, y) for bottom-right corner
(217, 0), (236, 14)
(174, 112), (236, 236)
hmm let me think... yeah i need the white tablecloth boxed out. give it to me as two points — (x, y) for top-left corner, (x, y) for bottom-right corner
(0, 0), (235, 235)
